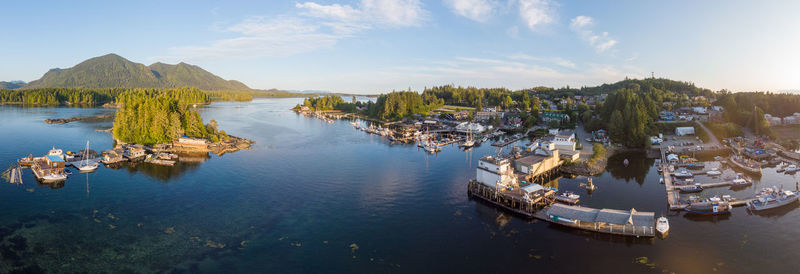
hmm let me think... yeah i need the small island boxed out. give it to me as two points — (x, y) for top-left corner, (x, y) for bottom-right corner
(110, 88), (254, 157)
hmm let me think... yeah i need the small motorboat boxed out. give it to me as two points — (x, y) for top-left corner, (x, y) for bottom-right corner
(706, 168), (722, 176)
(785, 165), (798, 174)
(673, 169), (693, 179)
(656, 216), (669, 236)
(623, 159), (629, 166)
(679, 183), (703, 193)
(554, 191), (580, 204)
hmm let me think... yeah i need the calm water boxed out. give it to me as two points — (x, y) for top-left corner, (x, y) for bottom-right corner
(1, 98), (800, 273)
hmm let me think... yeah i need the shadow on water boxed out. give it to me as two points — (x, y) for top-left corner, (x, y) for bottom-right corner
(682, 212), (732, 223)
(606, 150), (654, 185)
(541, 222), (656, 246)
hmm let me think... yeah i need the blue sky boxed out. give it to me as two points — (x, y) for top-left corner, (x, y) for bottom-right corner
(2, 0), (800, 94)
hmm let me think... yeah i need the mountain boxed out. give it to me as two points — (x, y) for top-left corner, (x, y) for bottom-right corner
(23, 54), (251, 90)
(0, 81), (25, 89)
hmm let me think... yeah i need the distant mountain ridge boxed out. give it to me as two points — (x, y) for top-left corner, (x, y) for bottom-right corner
(22, 54), (251, 91)
(0, 81), (25, 89)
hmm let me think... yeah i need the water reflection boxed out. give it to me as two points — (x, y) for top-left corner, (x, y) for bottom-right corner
(606, 151), (654, 185)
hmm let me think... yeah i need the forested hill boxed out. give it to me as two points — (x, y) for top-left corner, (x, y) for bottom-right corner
(23, 54), (251, 91)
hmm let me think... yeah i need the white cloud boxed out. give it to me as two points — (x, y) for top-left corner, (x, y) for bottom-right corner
(445, 0), (496, 22)
(159, 0), (426, 61)
(296, 2), (362, 21)
(518, 0), (555, 31)
(509, 54), (577, 69)
(570, 15), (617, 52)
(361, 0), (427, 27)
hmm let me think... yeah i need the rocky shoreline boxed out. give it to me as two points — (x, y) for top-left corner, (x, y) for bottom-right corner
(44, 114), (114, 124)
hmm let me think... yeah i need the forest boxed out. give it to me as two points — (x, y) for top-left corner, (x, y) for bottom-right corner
(111, 88), (227, 145)
(714, 91), (800, 135)
(0, 87), (246, 105)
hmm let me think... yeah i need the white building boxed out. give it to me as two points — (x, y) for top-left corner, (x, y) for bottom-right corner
(549, 129), (576, 152)
(764, 114), (782, 126)
(455, 122), (486, 133)
(476, 156), (518, 188)
(675, 127), (695, 136)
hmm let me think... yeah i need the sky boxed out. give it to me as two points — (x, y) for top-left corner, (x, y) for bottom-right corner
(2, 0), (800, 94)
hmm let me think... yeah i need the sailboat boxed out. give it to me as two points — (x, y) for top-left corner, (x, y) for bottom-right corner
(461, 128), (475, 148)
(76, 141), (99, 172)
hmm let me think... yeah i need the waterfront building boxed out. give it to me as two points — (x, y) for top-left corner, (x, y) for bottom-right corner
(476, 156), (518, 189)
(515, 141), (562, 177)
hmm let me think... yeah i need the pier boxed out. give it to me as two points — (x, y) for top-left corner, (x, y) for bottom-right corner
(533, 204), (655, 238)
(661, 147), (756, 210)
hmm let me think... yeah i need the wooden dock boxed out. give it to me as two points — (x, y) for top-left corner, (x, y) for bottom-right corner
(661, 149), (686, 210)
(491, 135), (525, 147)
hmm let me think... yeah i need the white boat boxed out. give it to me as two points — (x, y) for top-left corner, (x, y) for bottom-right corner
(748, 187), (799, 211)
(656, 216), (669, 236)
(554, 191), (580, 204)
(75, 141), (99, 172)
(673, 169), (693, 178)
(784, 165), (798, 174)
(48, 147), (64, 160)
(706, 168), (721, 176)
(623, 159), (629, 166)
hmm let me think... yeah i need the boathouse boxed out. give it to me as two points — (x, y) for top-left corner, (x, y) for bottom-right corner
(544, 204), (655, 237)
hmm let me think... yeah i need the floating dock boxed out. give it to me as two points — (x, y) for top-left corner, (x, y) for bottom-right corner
(534, 204), (655, 238)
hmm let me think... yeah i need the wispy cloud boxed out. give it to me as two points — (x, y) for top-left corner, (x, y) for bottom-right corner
(570, 15), (617, 52)
(380, 55), (643, 90)
(444, 0), (496, 22)
(157, 0), (426, 62)
(518, 0), (555, 31)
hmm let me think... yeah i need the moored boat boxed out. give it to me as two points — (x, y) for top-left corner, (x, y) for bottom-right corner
(685, 196), (730, 215)
(554, 191), (580, 204)
(673, 169), (693, 179)
(706, 168), (721, 176)
(656, 216), (669, 236)
(747, 187), (799, 211)
(679, 183), (703, 193)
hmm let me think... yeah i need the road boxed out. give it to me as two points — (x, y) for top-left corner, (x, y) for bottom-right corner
(694, 120), (720, 147)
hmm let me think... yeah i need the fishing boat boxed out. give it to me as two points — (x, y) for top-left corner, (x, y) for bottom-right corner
(784, 165), (798, 174)
(554, 191), (580, 204)
(706, 168), (722, 176)
(685, 196), (730, 215)
(727, 156), (762, 175)
(679, 183), (703, 193)
(656, 216), (669, 236)
(747, 187), (799, 211)
(673, 169), (693, 179)
(75, 141), (99, 172)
